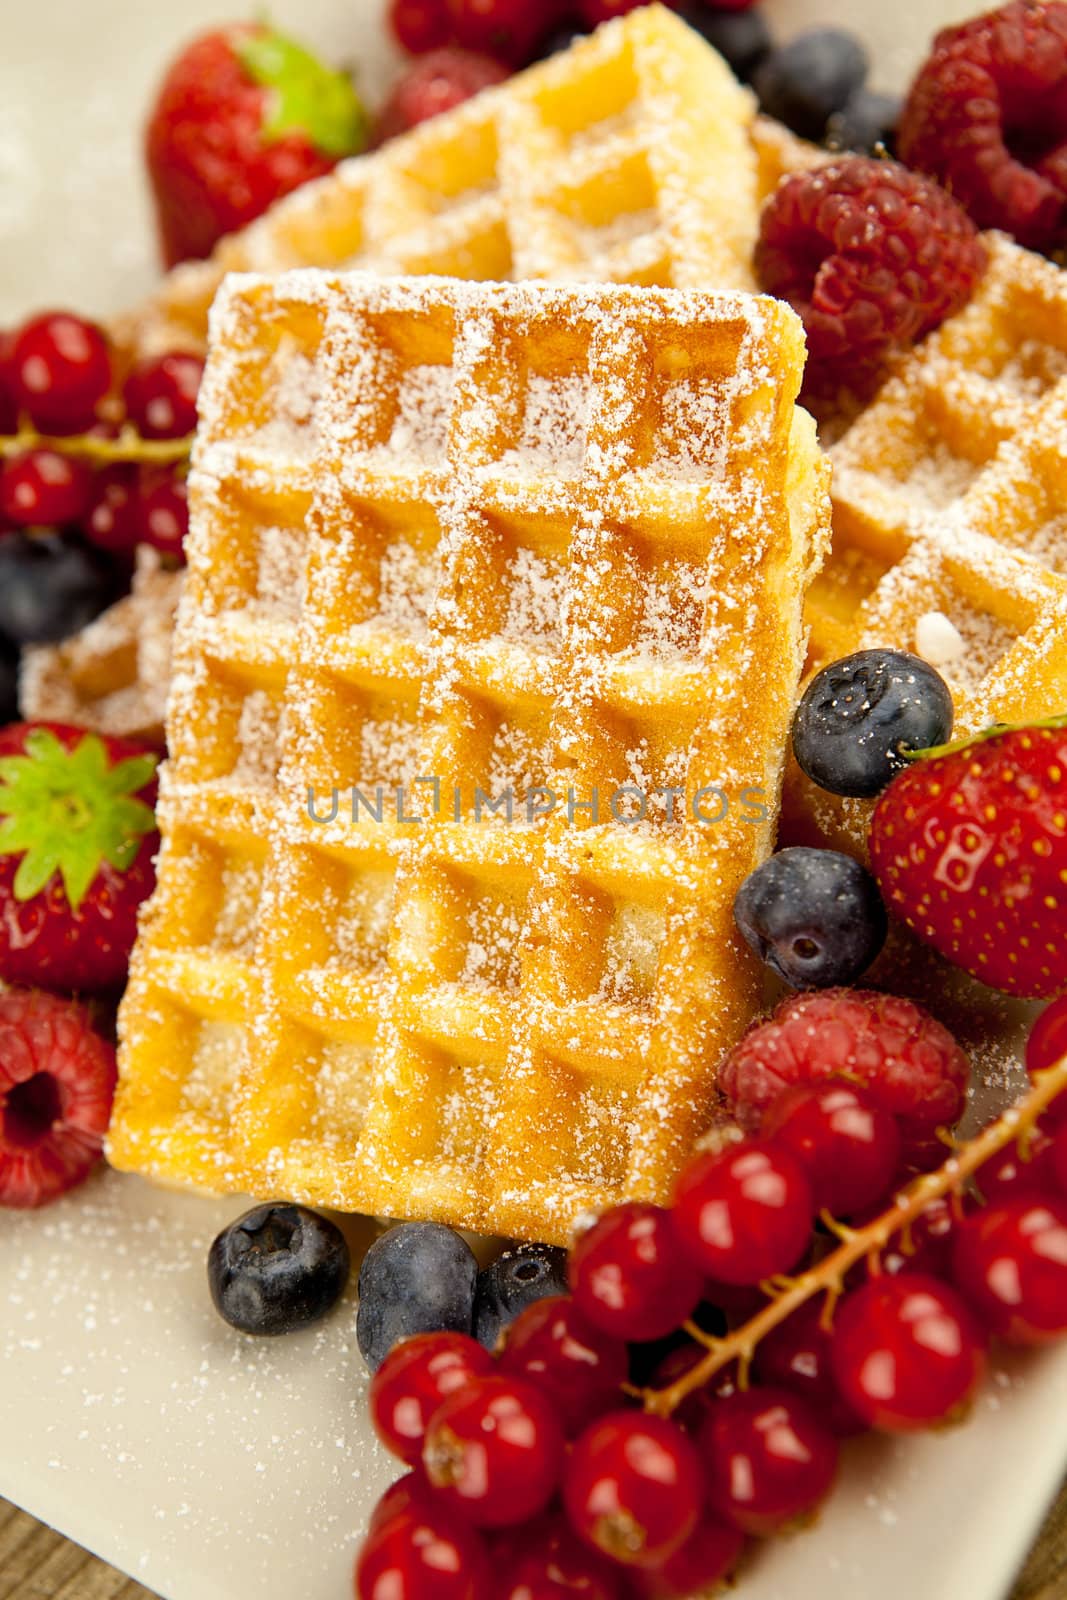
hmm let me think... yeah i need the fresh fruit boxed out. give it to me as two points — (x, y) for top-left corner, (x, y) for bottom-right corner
(675, 4), (771, 82)
(870, 722), (1067, 998)
(375, 48), (508, 141)
(733, 847), (887, 989)
(84, 467), (141, 558)
(672, 1141), (815, 1286)
(367, 1472), (435, 1538)
(1027, 995), (1067, 1105)
(207, 1201), (350, 1335)
(7, 312), (112, 433)
(498, 1295), (628, 1436)
(831, 1275), (987, 1432)
(146, 23), (368, 267)
(753, 1297), (864, 1435)
(0, 529), (118, 645)
(859, 1194), (959, 1282)
(563, 1412), (704, 1569)
(978, 1132), (1057, 1203)
(357, 1222), (479, 1372)
(473, 1242), (569, 1349)
(756, 156), (987, 399)
(698, 1387), (838, 1536)
(0, 722), (158, 992)
(422, 1375), (564, 1528)
(568, 1202), (704, 1343)
(763, 1080), (902, 1217)
(826, 89), (902, 155)
(952, 1196), (1067, 1345)
(792, 650), (954, 800)
(389, 0), (453, 55)
(496, 1514), (621, 1600)
(446, 0), (552, 64)
(369, 1331), (494, 1464)
(1053, 1126), (1067, 1199)
(355, 1503), (492, 1600)
(720, 988), (970, 1160)
(753, 28), (869, 141)
(898, 0), (1067, 253)
(625, 1517), (745, 1599)
(135, 467), (189, 562)
(578, 0), (648, 25)
(0, 988), (117, 1208)
(122, 353), (203, 440)
(0, 450), (93, 528)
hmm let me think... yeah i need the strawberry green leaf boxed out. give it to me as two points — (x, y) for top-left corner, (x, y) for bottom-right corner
(236, 27), (368, 159)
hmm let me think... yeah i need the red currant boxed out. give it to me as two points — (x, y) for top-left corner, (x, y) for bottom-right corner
(423, 1375), (564, 1528)
(1052, 1124), (1067, 1199)
(0, 342), (17, 434)
(498, 1295), (627, 1436)
(122, 352), (202, 440)
(563, 1412), (704, 1569)
(367, 1471), (434, 1537)
(496, 1513), (621, 1600)
(978, 1131), (1058, 1203)
(647, 1343), (717, 1433)
(831, 1274), (987, 1431)
(390, 0), (453, 52)
(753, 1298), (864, 1436)
(626, 1517), (745, 1600)
(355, 1504), (492, 1600)
(952, 1195), (1067, 1345)
(763, 1079), (902, 1217)
(370, 1331), (494, 1465)
(0, 449), (93, 527)
(84, 466), (141, 557)
(1027, 997), (1067, 1127)
(445, 0), (551, 65)
(862, 1195), (959, 1281)
(8, 312), (112, 432)
(672, 1140), (814, 1286)
(698, 1387), (838, 1536)
(136, 467), (189, 561)
(568, 1203), (704, 1343)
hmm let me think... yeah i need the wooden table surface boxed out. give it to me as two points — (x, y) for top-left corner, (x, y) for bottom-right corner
(2, 1480), (1066, 1600)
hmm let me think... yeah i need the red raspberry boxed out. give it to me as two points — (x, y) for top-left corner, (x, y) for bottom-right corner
(720, 988), (970, 1160)
(0, 988), (117, 1208)
(755, 156), (986, 400)
(899, 1), (1067, 254)
(375, 48), (508, 141)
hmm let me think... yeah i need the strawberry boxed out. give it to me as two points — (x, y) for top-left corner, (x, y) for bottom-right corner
(0, 988), (117, 1207)
(0, 723), (159, 994)
(145, 23), (369, 267)
(870, 722), (1067, 999)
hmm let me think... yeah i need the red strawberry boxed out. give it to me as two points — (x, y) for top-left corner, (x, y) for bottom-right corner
(145, 23), (369, 267)
(870, 722), (1067, 999)
(0, 988), (117, 1208)
(0, 722), (159, 994)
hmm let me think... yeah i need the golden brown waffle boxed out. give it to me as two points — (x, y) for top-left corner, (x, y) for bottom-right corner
(108, 272), (830, 1243)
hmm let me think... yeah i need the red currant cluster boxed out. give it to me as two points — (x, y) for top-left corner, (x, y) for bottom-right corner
(355, 994), (1067, 1600)
(0, 310), (201, 565)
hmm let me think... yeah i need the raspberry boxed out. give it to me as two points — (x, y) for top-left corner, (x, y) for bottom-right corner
(719, 988), (970, 1159)
(755, 156), (986, 400)
(375, 48), (508, 141)
(898, 1), (1067, 254)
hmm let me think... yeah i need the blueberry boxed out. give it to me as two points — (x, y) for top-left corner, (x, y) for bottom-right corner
(357, 1221), (478, 1372)
(208, 1202), (350, 1336)
(793, 649), (954, 799)
(676, 5), (773, 84)
(754, 29), (869, 142)
(826, 90), (902, 156)
(473, 1243), (569, 1350)
(734, 847), (887, 989)
(0, 637), (19, 724)
(0, 529), (120, 646)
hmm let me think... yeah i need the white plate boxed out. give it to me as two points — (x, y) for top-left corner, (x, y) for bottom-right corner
(2, 3), (1066, 1598)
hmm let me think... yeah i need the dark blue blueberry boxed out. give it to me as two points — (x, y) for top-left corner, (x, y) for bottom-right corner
(357, 1221), (478, 1372)
(793, 649), (954, 799)
(675, 5), (773, 84)
(826, 90), (902, 156)
(734, 846), (887, 989)
(208, 1202), (350, 1336)
(0, 528), (119, 646)
(0, 637), (19, 724)
(473, 1243), (569, 1350)
(532, 25), (589, 62)
(754, 28), (869, 141)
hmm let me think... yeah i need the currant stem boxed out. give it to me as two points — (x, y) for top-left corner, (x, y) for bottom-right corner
(0, 425), (192, 466)
(644, 1053), (1067, 1419)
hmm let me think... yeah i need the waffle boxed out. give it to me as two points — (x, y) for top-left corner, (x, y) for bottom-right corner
(108, 272), (830, 1243)
(788, 235), (1067, 855)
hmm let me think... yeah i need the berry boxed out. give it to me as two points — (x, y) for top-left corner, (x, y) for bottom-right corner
(0, 988), (117, 1208)
(792, 650), (954, 800)
(753, 1298), (864, 1436)
(698, 1387), (838, 1536)
(720, 988), (970, 1161)
(498, 1295), (628, 1436)
(207, 1201), (349, 1335)
(496, 1514), (621, 1600)
(0, 348), (18, 435)
(868, 1195), (959, 1281)
(473, 1242), (569, 1349)
(0, 722), (159, 993)
(733, 846), (887, 989)
(563, 1412), (704, 1569)
(578, 0), (647, 25)
(568, 1202), (704, 1343)
(0, 450), (93, 528)
(625, 1517), (745, 1599)
(370, 1332), (494, 1463)
(357, 1221), (479, 1372)
(753, 28), (869, 141)
(870, 722), (1067, 999)
(756, 157), (987, 400)
(831, 1274), (987, 1431)
(979, 1132), (1057, 1204)
(389, 0), (453, 54)
(0, 529), (118, 646)
(826, 89), (902, 156)
(671, 1140), (814, 1286)
(898, 0), (1067, 254)
(122, 353), (203, 440)
(675, 5), (771, 82)
(645, 1341), (716, 1434)
(375, 48), (508, 140)
(763, 1080), (902, 1217)
(423, 1375), (564, 1528)
(84, 467), (141, 558)
(367, 1472), (434, 1537)
(355, 1504), (492, 1600)
(1027, 996), (1067, 1113)
(8, 313), (112, 433)
(952, 1195), (1067, 1345)
(135, 467), (189, 562)
(1053, 1125), (1067, 1199)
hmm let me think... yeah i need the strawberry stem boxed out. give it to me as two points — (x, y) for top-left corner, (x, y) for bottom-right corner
(0, 424), (192, 466)
(907, 713), (1067, 764)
